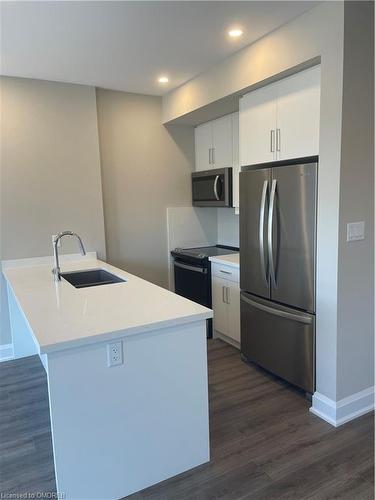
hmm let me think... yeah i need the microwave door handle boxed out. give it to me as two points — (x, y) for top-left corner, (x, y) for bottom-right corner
(213, 175), (220, 201)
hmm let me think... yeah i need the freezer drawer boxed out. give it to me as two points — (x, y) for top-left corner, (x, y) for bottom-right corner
(240, 292), (315, 393)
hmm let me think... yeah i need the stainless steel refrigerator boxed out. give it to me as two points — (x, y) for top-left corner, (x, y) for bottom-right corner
(240, 157), (317, 393)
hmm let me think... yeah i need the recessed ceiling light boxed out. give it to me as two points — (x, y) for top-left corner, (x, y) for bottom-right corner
(158, 76), (169, 84)
(228, 28), (243, 38)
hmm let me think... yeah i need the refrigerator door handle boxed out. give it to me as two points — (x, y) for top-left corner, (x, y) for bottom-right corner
(259, 180), (269, 285)
(241, 294), (313, 325)
(268, 179), (277, 288)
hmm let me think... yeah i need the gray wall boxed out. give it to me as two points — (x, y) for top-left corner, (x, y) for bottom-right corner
(1, 77), (106, 345)
(96, 89), (195, 289)
(336, 1), (374, 399)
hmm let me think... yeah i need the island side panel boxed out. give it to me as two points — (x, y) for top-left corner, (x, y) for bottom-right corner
(7, 284), (39, 359)
(46, 320), (210, 499)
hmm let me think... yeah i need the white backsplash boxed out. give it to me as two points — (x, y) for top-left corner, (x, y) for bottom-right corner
(167, 206), (239, 291)
(217, 208), (239, 248)
(167, 207), (218, 289)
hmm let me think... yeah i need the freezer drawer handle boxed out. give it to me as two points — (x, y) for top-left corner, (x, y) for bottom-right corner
(174, 261), (207, 274)
(241, 294), (312, 325)
(259, 179), (269, 285)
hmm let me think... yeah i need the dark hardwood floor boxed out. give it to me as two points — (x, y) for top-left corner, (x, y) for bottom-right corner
(1, 339), (373, 499)
(0, 354), (56, 495)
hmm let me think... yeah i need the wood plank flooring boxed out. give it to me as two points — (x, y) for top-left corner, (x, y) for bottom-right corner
(0, 340), (373, 499)
(0, 354), (56, 495)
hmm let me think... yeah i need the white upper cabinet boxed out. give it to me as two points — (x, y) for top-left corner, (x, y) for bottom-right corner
(194, 112), (240, 209)
(240, 83), (277, 166)
(276, 66), (320, 161)
(239, 65), (321, 166)
(211, 115), (233, 169)
(195, 122), (213, 171)
(195, 113), (237, 171)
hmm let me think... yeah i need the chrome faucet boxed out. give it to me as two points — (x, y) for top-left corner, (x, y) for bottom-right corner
(52, 231), (86, 282)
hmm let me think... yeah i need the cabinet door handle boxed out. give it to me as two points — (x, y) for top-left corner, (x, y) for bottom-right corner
(209, 148), (212, 164)
(226, 286), (230, 304)
(270, 130), (275, 152)
(276, 128), (281, 152)
(219, 269), (232, 275)
(222, 286), (226, 303)
(212, 147), (215, 164)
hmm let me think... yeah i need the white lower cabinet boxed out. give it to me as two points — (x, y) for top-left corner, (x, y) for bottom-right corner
(227, 282), (240, 344)
(211, 263), (240, 348)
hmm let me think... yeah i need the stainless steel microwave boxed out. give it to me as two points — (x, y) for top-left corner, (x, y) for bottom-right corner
(192, 168), (232, 207)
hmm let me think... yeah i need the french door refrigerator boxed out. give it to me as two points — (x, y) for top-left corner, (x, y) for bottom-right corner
(240, 157), (317, 393)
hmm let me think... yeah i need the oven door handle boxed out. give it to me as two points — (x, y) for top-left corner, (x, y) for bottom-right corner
(174, 261), (207, 274)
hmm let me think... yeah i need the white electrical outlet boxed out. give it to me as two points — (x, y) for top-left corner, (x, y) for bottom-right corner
(52, 235), (61, 247)
(107, 341), (123, 367)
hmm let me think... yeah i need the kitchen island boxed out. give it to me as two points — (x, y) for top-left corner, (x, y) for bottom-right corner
(3, 255), (212, 499)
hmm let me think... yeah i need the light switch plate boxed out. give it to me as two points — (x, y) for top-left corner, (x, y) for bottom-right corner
(347, 221), (365, 242)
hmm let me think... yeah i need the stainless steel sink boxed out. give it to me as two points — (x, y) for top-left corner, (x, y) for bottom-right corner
(61, 269), (126, 288)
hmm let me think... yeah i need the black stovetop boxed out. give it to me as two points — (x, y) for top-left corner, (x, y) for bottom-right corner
(172, 245), (239, 261)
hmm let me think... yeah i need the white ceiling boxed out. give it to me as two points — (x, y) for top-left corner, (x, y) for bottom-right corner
(1, 1), (318, 96)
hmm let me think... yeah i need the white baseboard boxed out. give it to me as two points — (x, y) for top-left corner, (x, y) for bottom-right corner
(0, 343), (14, 362)
(310, 386), (375, 427)
(213, 330), (240, 350)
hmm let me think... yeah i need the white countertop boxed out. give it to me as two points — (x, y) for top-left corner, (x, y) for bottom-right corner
(209, 253), (239, 268)
(3, 258), (212, 354)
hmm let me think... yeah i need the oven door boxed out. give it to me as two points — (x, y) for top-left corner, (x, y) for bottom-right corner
(173, 259), (212, 338)
(192, 168), (232, 207)
(173, 260), (210, 307)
